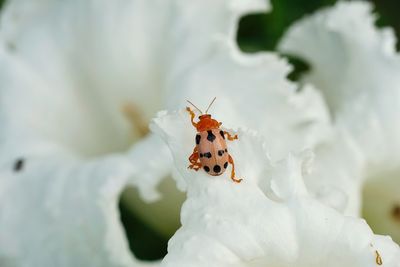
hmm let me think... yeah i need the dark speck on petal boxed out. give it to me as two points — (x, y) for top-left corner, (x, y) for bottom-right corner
(14, 158), (25, 172)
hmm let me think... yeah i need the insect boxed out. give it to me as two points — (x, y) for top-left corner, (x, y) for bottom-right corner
(186, 97), (242, 183)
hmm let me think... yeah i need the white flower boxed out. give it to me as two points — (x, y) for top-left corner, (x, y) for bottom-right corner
(0, 0), (389, 265)
(279, 1), (400, 242)
(0, 0), (276, 265)
(152, 109), (400, 267)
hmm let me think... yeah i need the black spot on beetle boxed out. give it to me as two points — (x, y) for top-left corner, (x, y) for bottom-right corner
(207, 130), (216, 142)
(218, 150), (224, 156)
(213, 165), (221, 173)
(14, 158), (24, 172)
(225, 148), (228, 152)
(196, 134), (201, 145)
(223, 162), (228, 169)
(203, 152), (212, 158)
(204, 166), (210, 172)
(199, 153), (203, 158)
(219, 130), (225, 139)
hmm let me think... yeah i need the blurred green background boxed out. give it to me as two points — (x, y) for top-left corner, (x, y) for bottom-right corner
(238, 0), (400, 52)
(0, 0), (396, 262)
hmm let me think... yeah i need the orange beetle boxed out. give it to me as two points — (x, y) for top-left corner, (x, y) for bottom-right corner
(186, 97), (242, 183)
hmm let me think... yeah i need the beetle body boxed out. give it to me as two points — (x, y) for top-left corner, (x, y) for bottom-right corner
(186, 104), (242, 183)
(196, 128), (229, 176)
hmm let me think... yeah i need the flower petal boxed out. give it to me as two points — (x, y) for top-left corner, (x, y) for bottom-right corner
(166, 0), (270, 78)
(125, 134), (173, 202)
(0, 152), (159, 266)
(279, 0), (400, 240)
(0, 0), (170, 155)
(152, 110), (400, 267)
(305, 130), (365, 215)
(279, 1), (400, 169)
(0, 0), (177, 263)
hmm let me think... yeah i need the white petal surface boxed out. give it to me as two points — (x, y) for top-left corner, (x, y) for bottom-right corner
(166, 0), (270, 81)
(0, 0), (173, 155)
(279, 1), (400, 241)
(152, 110), (400, 267)
(0, 150), (157, 267)
(304, 130), (365, 215)
(0, 0), (174, 198)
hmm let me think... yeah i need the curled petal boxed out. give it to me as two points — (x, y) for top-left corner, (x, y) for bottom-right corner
(152, 110), (400, 267)
(279, 1), (400, 169)
(279, 0), (400, 241)
(0, 153), (159, 267)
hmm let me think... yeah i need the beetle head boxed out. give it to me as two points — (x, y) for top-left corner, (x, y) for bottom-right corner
(198, 114), (211, 120)
(196, 114), (220, 132)
(187, 97), (220, 132)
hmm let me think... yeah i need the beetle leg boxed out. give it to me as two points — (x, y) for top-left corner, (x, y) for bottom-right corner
(186, 107), (198, 128)
(228, 155), (242, 183)
(224, 131), (238, 141)
(188, 147), (202, 171)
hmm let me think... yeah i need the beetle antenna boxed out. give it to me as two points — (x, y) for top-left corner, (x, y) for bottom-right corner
(187, 100), (203, 114)
(205, 97), (216, 114)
